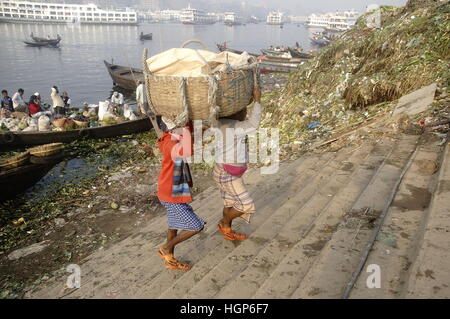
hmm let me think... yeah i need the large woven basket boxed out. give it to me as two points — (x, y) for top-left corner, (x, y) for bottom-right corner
(28, 143), (63, 157)
(0, 151), (30, 170)
(143, 40), (257, 123)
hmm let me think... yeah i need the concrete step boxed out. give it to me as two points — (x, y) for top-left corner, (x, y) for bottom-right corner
(253, 136), (396, 298)
(350, 133), (443, 298)
(49, 154), (324, 298)
(162, 144), (370, 299)
(290, 134), (420, 298)
(216, 139), (381, 299)
(154, 152), (343, 299)
(26, 158), (303, 298)
(126, 152), (337, 298)
(406, 138), (450, 298)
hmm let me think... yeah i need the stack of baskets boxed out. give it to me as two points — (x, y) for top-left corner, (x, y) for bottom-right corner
(0, 151), (30, 170)
(28, 143), (63, 157)
(143, 40), (258, 125)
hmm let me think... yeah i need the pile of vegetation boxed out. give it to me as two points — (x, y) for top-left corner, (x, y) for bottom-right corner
(262, 0), (449, 155)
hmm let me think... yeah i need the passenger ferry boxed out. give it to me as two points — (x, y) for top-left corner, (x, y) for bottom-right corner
(266, 11), (285, 25)
(224, 12), (243, 26)
(180, 5), (215, 25)
(307, 10), (359, 31)
(0, 0), (138, 25)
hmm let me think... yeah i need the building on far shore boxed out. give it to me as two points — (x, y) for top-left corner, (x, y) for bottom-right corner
(307, 9), (359, 31)
(0, 0), (138, 25)
(266, 11), (285, 25)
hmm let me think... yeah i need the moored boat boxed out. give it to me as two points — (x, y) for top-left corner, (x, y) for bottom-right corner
(0, 153), (65, 202)
(104, 60), (144, 90)
(288, 47), (315, 59)
(257, 57), (304, 73)
(0, 117), (152, 147)
(140, 32), (153, 41)
(216, 43), (259, 57)
(310, 37), (332, 47)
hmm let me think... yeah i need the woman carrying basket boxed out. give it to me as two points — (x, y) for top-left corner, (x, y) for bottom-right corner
(156, 118), (205, 271)
(214, 85), (262, 240)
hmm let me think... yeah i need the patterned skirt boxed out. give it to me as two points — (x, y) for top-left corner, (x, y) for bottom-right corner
(212, 164), (256, 223)
(160, 200), (205, 231)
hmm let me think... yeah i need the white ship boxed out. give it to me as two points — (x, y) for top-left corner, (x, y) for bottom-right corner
(0, 0), (138, 25)
(307, 10), (359, 31)
(266, 11), (285, 25)
(224, 12), (243, 26)
(180, 5), (215, 25)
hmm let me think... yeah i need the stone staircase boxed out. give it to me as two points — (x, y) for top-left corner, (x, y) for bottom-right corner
(26, 130), (450, 299)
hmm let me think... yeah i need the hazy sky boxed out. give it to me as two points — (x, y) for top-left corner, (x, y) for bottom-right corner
(254, 0), (409, 14)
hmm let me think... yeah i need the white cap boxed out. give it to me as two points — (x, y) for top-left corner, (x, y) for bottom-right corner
(34, 92), (40, 96)
(161, 116), (177, 131)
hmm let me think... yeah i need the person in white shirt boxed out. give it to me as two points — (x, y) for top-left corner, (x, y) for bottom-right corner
(212, 86), (262, 241)
(111, 91), (124, 116)
(135, 80), (148, 115)
(51, 86), (65, 115)
(12, 88), (27, 112)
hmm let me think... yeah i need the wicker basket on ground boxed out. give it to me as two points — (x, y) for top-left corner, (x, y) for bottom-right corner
(28, 143), (63, 157)
(0, 151), (30, 170)
(143, 40), (258, 126)
(74, 120), (89, 128)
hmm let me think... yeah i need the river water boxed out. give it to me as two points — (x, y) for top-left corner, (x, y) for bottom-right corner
(0, 22), (320, 107)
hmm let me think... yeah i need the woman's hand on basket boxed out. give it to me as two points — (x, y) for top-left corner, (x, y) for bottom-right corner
(253, 85), (261, 103)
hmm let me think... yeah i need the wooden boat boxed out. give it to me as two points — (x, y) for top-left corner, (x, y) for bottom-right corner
(24, 40), (60, 47)
(288, 47), (315, 59)
(0, 117), (152, 147)
(104, 60), (144, 90)
(257, 58), (303, 74)
(30, 33), (62, 46)
(0, 153), (64, 202)
(140, 32), (153, 41)
(310, 37), (331, 47)
(216, 43), (259, 57)
(260, 48), (288, 57)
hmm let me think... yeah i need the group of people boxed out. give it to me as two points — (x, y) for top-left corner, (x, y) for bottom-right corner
(1, 86), (71, 118)
(155, 85), (262, 271)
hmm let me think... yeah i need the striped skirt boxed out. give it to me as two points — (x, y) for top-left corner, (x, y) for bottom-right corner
(212, 164), (255, 223)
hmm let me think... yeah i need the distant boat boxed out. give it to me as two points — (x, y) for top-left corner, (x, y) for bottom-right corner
(216, 43), (259, 57)
(310, 37), (331, 47)
(104, 60), (144, 90)
(30, 33), (62, 46)
(288, 47), (315, 59)
(139, 32), (153, 41)
(257, 56), (303, 73)
(23, 40), (60, 47)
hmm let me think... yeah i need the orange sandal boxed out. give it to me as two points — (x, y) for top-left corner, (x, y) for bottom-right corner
(157, 248), (191, 271)
(165, 260), (191, 271)
(217, 224), (248, 241)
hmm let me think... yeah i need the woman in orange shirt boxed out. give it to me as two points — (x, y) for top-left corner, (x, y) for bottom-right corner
(156, 118), (204, 271)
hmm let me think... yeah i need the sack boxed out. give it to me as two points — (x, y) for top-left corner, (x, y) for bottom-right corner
(98, 100), (110, 120)
(38, 115), (51, 131)
(222, 164), (248, 177)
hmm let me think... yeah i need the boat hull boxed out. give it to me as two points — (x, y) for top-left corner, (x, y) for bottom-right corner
(104, 60), (144, 90)
(0, 118), (152, 147)
(0, 17), (138, 25)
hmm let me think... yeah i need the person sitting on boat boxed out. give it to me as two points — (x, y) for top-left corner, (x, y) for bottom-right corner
(1, 90), (14, 112)
(51, 86), (66, 116)
(28, 94), (42, 116)
(12, 88), (27, 113)
(29, 93), (51, 118)
(61, 91), (71, 108)
(110, 91), (124, 116)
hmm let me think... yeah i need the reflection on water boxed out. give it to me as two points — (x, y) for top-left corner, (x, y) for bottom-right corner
(0, 22), (319, 107)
